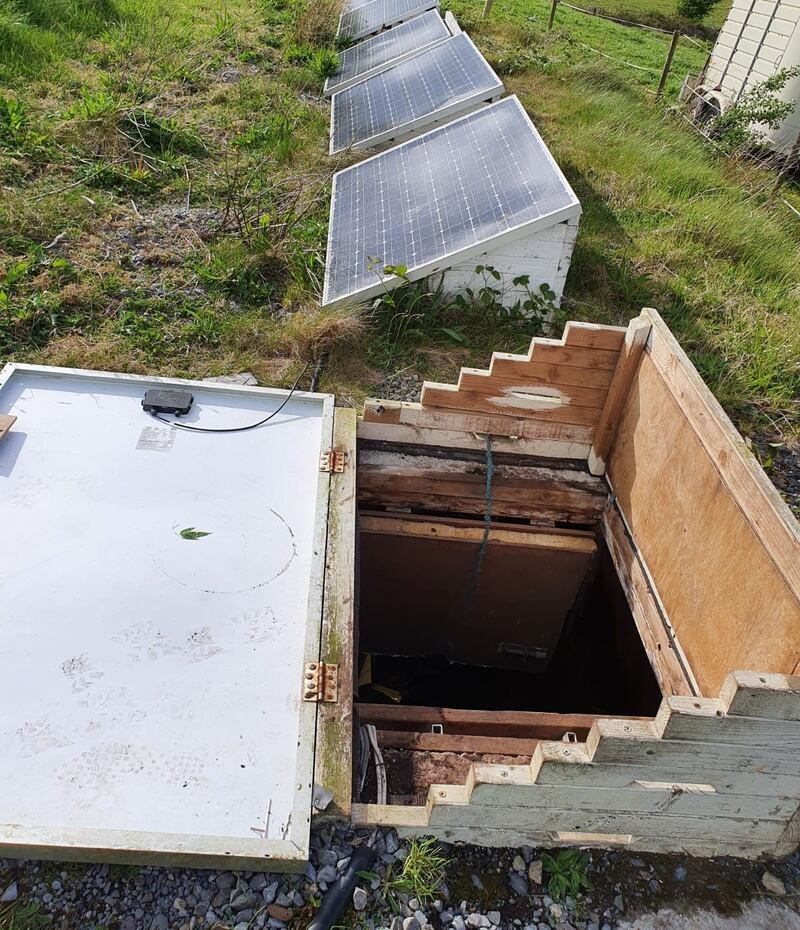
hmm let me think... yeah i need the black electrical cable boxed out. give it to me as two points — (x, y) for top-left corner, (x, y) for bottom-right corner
(307, 836), (378, 930)
(309, 350), (329, 393)
(148, 361), (311, 434)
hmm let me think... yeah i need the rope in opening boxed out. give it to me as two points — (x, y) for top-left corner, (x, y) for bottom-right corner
(464, 434), (494, 611)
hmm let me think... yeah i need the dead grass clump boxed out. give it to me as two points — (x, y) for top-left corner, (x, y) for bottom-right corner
(289, 0), (343, 47)
(226, 303), (364, 358)
(31, 333), (150, 373)
(281, 303), (365, 359)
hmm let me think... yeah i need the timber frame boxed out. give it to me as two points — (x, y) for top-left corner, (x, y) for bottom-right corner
(330, 307), (800, 860)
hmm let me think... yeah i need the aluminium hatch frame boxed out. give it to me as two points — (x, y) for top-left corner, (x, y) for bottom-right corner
(0, 363), (335, 871)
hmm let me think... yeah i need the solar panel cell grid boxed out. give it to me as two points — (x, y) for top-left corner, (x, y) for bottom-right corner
(330, 33), (502, 153)
(324, 10), (450, 97)
(322, 96), (581, 307)
(338, 0), (438, 39)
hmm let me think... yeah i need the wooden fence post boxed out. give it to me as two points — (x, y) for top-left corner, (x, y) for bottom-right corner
(547, 0), (559, 30)
(482, 0), (494, 18)
(657, 30), (680, 98)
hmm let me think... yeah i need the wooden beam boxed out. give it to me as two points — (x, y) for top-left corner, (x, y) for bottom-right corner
(602, 504), (695, 697)
(314, 408), (357, 822)
(533, 738), (800, 797)
(357, 703), (637, 738)
(562, 321), (627, 351)
(356, 420), (591, 460)
(376, 729), (539, 755)
(359, 515), (597, 553)
(719, 670), (800, 721)
(356, 447), (607, 524)
(588, 317), (651, 476)
(587, 718), (800, 776)
(657, 695), (800, 751)
(417, 388), (603, 425)
(358, 511), (595, 539)
(351, 803), (429, 828)
(362, 399), (597, 442)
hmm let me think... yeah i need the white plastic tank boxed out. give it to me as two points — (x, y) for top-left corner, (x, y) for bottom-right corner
(701, 0), (800, 150)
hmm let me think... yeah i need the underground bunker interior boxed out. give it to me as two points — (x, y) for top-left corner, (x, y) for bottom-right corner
(356, 519), (662, 717)
(351, 438), (667, 805)
(354, 511), (663, 804)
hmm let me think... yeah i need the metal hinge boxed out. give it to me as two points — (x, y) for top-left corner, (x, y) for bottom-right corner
(319, 449), (347, 473)
(303, 662), (339, 702)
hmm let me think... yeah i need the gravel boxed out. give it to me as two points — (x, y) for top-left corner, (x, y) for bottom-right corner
(1, 881), (18, 903)
(754, 436), (800, 518)
(372, 371), (424, 403)
(354, 887), (369, 911)
(0, 829), (798, 930)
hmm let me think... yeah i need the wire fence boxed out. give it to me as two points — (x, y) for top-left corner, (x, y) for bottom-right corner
(547, 0), (710, 96)
(559, 1), (676, 35)
(479, 0), (800, 208)
(482, 0), (713, 95)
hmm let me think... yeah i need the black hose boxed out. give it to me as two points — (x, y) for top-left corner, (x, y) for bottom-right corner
(306, 842), (377, 930)
(309, 350), (329, 393)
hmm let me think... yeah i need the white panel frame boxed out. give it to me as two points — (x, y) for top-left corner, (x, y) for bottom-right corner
(329, 34), (505, 155)
(444, 10), (461, 34)
(0, 363), (334, 872)
(322, 95), (582, 308)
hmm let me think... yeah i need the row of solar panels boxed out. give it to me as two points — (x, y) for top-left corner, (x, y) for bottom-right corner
(320, 2), (581, 307)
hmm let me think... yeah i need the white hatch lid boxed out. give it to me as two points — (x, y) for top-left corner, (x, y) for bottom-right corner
(0, 364), (334, 869)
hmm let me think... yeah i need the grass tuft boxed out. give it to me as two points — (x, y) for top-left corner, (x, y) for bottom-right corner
(541, 849), (592, 901)
(361, 836), (450, 912)
(0, 900), (48, 930)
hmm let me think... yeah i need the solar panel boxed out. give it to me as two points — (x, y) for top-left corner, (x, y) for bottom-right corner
(322, 96), (581, 307)
(323, 10), (450, 97)
(330, 33), (503, 154)
(342, 0), (386, 12)
(337, 0), (438, 41)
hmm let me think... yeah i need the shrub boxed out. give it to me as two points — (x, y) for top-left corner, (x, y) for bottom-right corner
(709, 66), (800, 155)
(0, 94), (27, 144)
(677, 0), (720, 21)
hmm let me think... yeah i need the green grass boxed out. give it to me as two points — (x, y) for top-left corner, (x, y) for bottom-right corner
(0, 901), (48, 930)
(0, 0), (120, 82)
(541, 849), (592, 901)
(0, 0), (798, 458)
(360, 837), (449, 911)
(447, 0), (800, 440)
(561, 0), (728, 31)
(473, 0), (712, 98)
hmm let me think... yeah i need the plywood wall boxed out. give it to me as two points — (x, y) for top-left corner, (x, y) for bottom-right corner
(607, 312), (800, 695)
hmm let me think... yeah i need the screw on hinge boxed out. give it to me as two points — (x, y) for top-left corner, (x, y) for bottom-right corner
(319, 450), (346, 473)
(302, 662), (339, 702)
